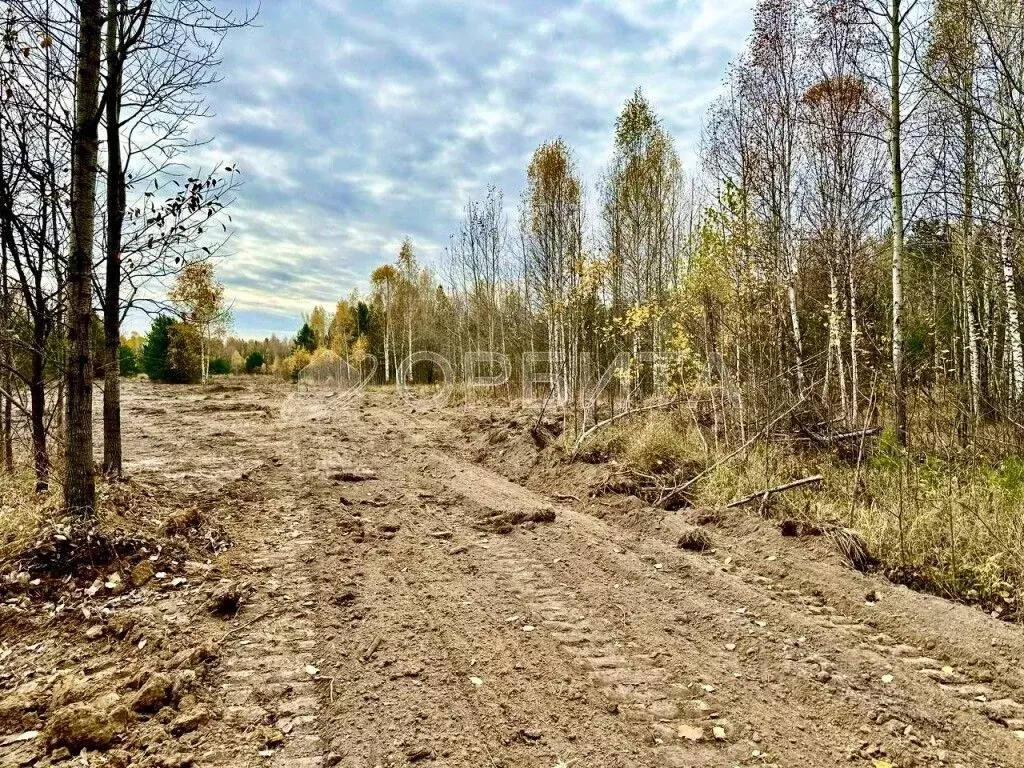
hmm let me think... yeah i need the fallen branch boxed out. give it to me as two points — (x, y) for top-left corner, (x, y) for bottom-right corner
(668, 396), (807, 498)
(361, 635), (383, 662)
(796, 426), (880, 445)
(831, 427), (881, 442)
(725, 475), (824, 509)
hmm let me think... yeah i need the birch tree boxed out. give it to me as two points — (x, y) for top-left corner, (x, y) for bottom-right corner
(169, 262), (231, 382)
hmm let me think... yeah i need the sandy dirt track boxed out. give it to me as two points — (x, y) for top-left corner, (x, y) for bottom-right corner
(5, 379), (1024, 768)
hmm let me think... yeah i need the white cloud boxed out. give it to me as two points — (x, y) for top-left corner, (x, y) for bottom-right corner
(169, 0), (754, 338)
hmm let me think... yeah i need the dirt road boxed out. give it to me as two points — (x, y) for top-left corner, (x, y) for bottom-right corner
(6, 380), (1023, 768)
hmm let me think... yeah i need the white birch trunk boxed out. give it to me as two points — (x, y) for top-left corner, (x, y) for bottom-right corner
(1000, 211), (1024, 400)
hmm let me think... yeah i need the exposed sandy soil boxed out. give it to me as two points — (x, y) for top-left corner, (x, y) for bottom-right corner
(2, 378), (1024, 768)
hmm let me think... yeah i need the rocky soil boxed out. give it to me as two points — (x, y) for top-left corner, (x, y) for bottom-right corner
(2, 378), (1023, 767)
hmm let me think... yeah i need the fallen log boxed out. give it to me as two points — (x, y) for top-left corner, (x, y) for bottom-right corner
(726, 475), (824, 509)
(796, 426), (880, 446)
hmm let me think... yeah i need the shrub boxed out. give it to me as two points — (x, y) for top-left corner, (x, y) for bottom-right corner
(244, 350), (265, 374)
(622, 413), (704, 475)
(279, 349), (311, 382)
(166, 323), (202, 383)
(208, 357), (231, 376)
(142, 316), (175, 381)
(119, 345), (139, 377)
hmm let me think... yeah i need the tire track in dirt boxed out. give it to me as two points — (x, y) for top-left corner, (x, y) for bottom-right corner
(205, 485), (325, 768)
(365, 400), (1024, 767)
(140, 390), (327, 768)
(145, 387), (1023, 768)
(433, 452), (730, 766)
(292, 398), (658, 766)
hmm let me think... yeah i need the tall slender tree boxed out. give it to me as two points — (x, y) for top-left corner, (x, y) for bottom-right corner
(65, 0), (105, 514)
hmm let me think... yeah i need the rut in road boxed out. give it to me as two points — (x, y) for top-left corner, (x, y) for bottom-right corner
(208, 391), (1019, 768)
(123, 384), (1023, 768)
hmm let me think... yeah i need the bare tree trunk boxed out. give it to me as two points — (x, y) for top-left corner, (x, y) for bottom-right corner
(848, 235), (860, 422)
(826, 262), (847, 415)
(65, 0), (104, 515)
(785, 233), (805, 393)
(1, 392), (11, 473)
(103, 0), (125, 477)
(0, 230), (12, 474)
(29, 328), (48, 490)
(889, 0), (908, 445)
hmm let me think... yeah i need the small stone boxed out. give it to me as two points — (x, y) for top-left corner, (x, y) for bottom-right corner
(206, 581), (245, 616)
(677, 528), (712, 552)
(169, 707), (210, 736)
(85, 625), (104, 640)
(167, 642), (218, 670)
(406, 745), (433, 761)
(677, 724), (704, 742)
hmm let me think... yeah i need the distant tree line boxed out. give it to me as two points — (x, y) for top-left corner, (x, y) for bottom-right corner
(286, 0), (1024, 459)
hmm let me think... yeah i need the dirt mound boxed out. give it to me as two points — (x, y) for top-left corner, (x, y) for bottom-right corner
(204, 382), (248, 393)
(473, 503), (556, 534)
(198, 400), (273, 415)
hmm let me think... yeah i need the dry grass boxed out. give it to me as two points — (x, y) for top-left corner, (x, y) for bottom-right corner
(581, 412), (705, 473)
(0, 469), (63, 569)
(579, 409), (1024, 617)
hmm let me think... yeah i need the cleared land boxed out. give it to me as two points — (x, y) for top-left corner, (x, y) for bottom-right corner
(1, 379), (1023, 768)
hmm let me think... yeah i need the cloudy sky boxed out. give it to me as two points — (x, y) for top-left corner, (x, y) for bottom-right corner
(168, 0), (754, 339)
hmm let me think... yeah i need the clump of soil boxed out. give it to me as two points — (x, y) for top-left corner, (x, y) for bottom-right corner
(779, 518), (825, 537)
(1, 479), (231, 606)
(198, 401), (273, 415)
(474, 504), (556, 534)
(206, 579), (249, 617)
